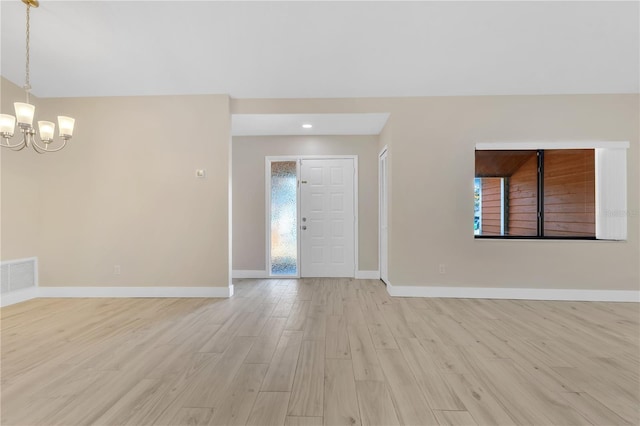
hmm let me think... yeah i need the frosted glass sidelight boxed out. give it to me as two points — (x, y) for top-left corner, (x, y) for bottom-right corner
(271, 161), (298, 275)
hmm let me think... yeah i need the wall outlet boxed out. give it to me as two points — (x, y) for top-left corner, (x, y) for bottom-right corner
(113, 265), (121, 275)
(438, 264), (446, 274)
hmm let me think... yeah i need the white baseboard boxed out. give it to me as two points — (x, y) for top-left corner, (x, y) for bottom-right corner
(355, 270), (380, 279)
(233, 270), (380, 279)
(385, 282), (640, 302)
(1, 285), (233, 307)
(0, 287), (39, 308)
(38, 286), (233, 298)
(232, 270), (268, 279)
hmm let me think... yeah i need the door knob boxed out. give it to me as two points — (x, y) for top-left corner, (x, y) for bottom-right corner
(302, 217), (307, 222)
(302, 226), (307, 230)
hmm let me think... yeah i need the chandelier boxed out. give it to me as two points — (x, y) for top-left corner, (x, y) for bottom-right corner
(1, 0), (75, 153)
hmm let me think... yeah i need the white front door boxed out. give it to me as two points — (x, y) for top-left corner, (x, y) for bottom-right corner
(300, 158), (355, 277)
(379, 149), (389, 284)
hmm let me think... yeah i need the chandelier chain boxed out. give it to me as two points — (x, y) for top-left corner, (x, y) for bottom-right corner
(25, 4), (31, 102)
(1, 0), (75, 153)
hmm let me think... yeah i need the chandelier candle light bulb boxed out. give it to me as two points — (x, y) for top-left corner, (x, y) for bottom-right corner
(14, 102), (35, 126)
(0, 114), (16, 137)
(57, 116), (75, 138)
(38, 121), (55, 142)
(1, 0), (76, 153)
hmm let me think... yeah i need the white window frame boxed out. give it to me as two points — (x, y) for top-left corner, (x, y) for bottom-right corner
(475, 178), (482, 235)
(265, 157), (301, 278)
(500, 177), (506, 236)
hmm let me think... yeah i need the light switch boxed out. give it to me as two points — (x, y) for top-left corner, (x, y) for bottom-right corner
(196, 169), (206, 178)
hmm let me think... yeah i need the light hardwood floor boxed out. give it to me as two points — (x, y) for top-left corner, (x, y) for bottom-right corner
(1, 278), (638, 425)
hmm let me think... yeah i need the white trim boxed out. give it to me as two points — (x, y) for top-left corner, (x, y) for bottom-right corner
(236, 269), (380, 279)
(265, 157), (273, 277)
(0, 256), (39, 267)
(595, 148), (628, 240)
(232, 270), (269, 279)
(475, 178), (482, 235)
(475, 238), (621, 244)
(296, 159), (302, 279)
(476, 141), (630, 151)
(228, 124), (234, 292)
(38, 286), (232, 298)
(265, 157), (301, 278)
(2, 285), (234, 307)
(265, 155), (363, 161)
(385, 282), (639, 302)
(353, 158), (359, 279)
(0, 286), (39, 307)
(499, 178), (505, 235)
(378, 146), (389, 284)
(355, 270), (380, 280)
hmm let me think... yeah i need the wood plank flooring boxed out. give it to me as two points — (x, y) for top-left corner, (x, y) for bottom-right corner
(1, 278), (638, 425)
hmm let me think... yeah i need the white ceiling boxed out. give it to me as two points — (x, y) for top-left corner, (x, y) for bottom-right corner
(1, 1), (638, 99)
(232, 113), (390, 136)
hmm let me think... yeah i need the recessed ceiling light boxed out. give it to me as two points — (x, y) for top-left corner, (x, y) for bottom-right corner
(302, 124), (313, 129)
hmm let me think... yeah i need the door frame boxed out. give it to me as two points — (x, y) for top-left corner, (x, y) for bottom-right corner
(378, 146), (388, 284)
(265, 155), (359, 278)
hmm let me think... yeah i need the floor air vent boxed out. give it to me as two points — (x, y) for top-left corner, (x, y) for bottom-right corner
(1, 257), (37, 296)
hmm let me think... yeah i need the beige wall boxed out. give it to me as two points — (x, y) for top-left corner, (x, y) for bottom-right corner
(22, 91), (231, 287)
(3, 86), (637, 292)
(233, 95), (640, 291)
(1, 78), (42, 261)
(232, 135), (379, 272)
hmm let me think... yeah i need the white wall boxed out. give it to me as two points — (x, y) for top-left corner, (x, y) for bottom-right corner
(232, 135), (379, 272)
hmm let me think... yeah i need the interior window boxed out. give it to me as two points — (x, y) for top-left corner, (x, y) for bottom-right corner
(474, 149), (595, 239)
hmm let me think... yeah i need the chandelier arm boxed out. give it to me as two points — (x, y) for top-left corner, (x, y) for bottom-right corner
(31, 140), (47, 153)
(31, 137), (46, 151)
(11, 141), (28, 152)
(32, 138), (67, 153)
(31, 139), (49, 154)
(32, 138), (67, 154)
(45, 139), (68, 152)
(1, 137), (27, 149)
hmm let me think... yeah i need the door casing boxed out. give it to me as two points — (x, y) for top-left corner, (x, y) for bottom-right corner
(379, 146), (389, 284)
